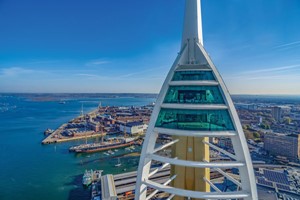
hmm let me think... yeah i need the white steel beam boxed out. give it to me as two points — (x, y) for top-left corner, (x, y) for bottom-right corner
(175, 68), (212, 72)
(146, 175), (177, 200)
(169, 80), (218, 86)
(143, 179), (250, 199)
(154, 128), (237, 137)
(203, 140), (237, 160)
(203, 177), (222, 193)
(153, 139), (179, 154)
(148, 163), (170, 178)
(148, 154), (245, 168)
(214, 168), (242, 187)
(161, 104), (228, 110)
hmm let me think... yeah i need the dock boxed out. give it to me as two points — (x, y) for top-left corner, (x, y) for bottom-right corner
(42, 105), (152, 145)
(42, 123), (105, 144)
(99, 167), (170, 200)
(97, 166), (246, 200)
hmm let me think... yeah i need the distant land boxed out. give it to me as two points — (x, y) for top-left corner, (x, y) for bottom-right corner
(1, 93), (300, 104)
(232, 94), (300, 105)
(0, 93), (158, 102)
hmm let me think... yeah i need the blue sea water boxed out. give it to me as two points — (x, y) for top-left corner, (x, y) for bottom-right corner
(0, 95), (155, 200)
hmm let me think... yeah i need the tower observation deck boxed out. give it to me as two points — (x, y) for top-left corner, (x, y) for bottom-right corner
(135, 0), (258, 199)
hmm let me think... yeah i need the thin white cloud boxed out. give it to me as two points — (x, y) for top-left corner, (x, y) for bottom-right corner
(274, 41), (300, 49)
(117, 66), (167, 79)
(245, 75), (297, 80)
(241, 64), (300, 74)
(85, 59), (110, 66)
(227, 73), (300, 81)
(0, 67), (35, 76)
(75, 73), (99, 77)
(74, 73), (110, 80)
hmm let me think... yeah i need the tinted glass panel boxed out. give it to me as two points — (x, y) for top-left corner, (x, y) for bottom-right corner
(164, 86), (224, 104)
(155, 108), (235, 131)
(172, 71), (215, 81)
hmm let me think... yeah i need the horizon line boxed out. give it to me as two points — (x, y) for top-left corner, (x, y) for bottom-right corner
(1, 92), (300, 96)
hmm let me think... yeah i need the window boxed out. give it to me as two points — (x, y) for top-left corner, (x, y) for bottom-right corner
(172, 71), (215, 81)
(155, 108), (235, 131)
(164, 86), (224, 104)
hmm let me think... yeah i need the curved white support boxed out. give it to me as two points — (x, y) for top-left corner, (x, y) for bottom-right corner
(148, 154), (245, 168)
(154, 128), (237, 137)
(161, 104), (228, 110)
(153, 139), (179, 154)
(169, 80), (219, 86)
(143, 180), (250, 199)
(203, 140), (237, 160)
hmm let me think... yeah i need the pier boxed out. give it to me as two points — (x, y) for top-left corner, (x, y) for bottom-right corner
(99, 167), (170, 200)
(41, 123), (105, 144)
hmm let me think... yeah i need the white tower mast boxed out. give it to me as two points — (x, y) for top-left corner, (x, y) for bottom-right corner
(135, 0), (258, 199)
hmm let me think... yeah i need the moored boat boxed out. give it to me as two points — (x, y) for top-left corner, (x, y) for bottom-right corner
(44, 128), (54, 135)
(82, 169), (103, 187)
(70, 137), (137, 153)
(82, 170), (93, 186)
(115, 158), (121, 167)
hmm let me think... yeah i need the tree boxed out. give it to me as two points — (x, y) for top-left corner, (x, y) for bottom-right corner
(283, 117), (291, 124)
(244, 130), (254, 140)
(253, 132), (260, 138)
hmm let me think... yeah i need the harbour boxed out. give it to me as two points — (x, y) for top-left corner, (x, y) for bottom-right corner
(2, 0), (300, 198)
(41, 102), (153, 145)
(0, 94), (155, 200)
(2, 94), (300, 200)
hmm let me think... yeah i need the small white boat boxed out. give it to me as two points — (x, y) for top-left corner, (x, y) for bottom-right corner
(115, 158), (121, 167)
(44, 128), (54, 135)
(108, 150), (114, 155)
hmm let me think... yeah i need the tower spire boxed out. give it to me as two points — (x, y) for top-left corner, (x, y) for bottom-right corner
(181, 0), (203, 48)
(135, 0), (258, 199)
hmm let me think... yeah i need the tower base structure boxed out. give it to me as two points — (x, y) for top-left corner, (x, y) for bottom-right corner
(134, 0), (258, 199)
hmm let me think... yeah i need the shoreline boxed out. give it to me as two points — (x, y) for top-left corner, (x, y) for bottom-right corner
(42, 131), (104, 144)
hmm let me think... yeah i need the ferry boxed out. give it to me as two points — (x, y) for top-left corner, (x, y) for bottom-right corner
(69, 137), (137, 153)
(82, 169), (103, 187)
(82, 170), (93, 186)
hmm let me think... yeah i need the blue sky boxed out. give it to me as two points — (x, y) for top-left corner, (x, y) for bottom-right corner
(1, 0), (300, 94)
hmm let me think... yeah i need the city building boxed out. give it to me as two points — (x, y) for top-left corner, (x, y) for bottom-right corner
(235, 103), (258, 111)
(272, 106), (282, 122)
(264, 133), (300, 161)
(135, 0), (257, 199)
(291, 112), (300, 121)
(88, 121), (101, 132)
(119, 122), (147, 135)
